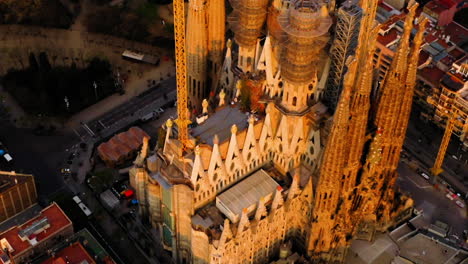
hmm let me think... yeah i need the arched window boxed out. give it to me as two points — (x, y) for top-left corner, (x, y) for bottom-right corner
(198, 81), (201, 97)
(193, 79), (196, 95)
(292, 97), (297, 106)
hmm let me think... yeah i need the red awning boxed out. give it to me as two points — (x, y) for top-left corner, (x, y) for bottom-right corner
(123, 190), (134, 198)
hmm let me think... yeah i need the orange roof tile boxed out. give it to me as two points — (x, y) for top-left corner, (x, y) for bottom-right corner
(98, 127), (150, 163)
(425, 33), (438, 43)
(378, 28), (400, 47)
(49, 258), (66, 264)
(418, 50), (430, 66)
(41, 242), (96, 264)
(418, 67), (446, 86)
(444, 22), (468, 47)
(0, 203), (72, 258)
(425, 0), (456, 14)
(448, 48), (465, 60)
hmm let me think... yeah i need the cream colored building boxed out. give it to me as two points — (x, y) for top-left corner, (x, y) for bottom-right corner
(129, 0), (417, 263)
(130, 99), (326, 263)
(428, 58), (468, 148)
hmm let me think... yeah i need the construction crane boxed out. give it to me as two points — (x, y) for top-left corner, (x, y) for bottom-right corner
(431, 114), (455, 177)
(172, 0), (191, 153)
(430, 108), (464, 179)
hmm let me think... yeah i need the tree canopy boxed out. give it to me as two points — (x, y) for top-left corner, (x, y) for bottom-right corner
(0, 0), (74, 28)
(4, 54), (116, 117)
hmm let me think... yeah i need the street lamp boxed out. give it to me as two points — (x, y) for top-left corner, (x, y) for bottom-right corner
(93, 81), (98, 101)
(64, 96), (70, 111)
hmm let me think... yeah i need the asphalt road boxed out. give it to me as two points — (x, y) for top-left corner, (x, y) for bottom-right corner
(404, 108), (468, 195)
(76, 77), (176, 141)
(0, 124), (76, 197)
(397, 161), (467, 239)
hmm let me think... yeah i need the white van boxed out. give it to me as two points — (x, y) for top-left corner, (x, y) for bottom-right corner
(3, 153), (12, 162)
(420, 172), (430, 180)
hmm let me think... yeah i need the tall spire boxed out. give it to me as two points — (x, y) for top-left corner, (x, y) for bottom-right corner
(395, 17), (429, 145)
(308, 58), (355, 256)
(341, 23), (380, 194)
(359, 3), (425, 231)
(277, 1), (332, 112)
(374, 3), (418, 171)
(207, 0), (225, 91)
(217, 39), (235, 99)
(228, 0), (268, 73)
(186, 0), (208, 111)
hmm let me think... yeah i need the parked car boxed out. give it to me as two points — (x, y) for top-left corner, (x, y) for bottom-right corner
(455, 200), (465, 208)
(420, 172), (430, 180)
(446, 193), (455, 201)
(155, 107), (164, 115)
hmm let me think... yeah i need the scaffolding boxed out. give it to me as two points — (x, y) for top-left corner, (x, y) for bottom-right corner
(228, 0), (269, 48)
(324, 1), (362, 112)
(278, 0), (332, 84)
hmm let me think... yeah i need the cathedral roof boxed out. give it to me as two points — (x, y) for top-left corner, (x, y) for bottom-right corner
(191, 106), (248, 146)
(216, 169), (279, 223)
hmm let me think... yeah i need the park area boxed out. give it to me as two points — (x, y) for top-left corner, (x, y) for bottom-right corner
(3, 54), (118, 117)
(0, 0), (76, 28)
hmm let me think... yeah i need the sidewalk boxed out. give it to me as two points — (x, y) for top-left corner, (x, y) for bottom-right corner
(66, 59), (175, 130)
(404, 114), (468, 195)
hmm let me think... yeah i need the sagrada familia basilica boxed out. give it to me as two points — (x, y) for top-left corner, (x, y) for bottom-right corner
(129, 0), (427, 263)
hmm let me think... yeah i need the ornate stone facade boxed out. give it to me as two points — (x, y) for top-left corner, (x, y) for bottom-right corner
(186, 0), (208, 111)
(129, 1), (424, 263)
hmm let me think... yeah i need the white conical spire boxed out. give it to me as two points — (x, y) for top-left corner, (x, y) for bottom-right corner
(237, 208), (250, 234)
(287, 173), (300, 201)
(219, 218), (233, 246)
(271, 186), (284, 211)
(255, 197), (267, 220)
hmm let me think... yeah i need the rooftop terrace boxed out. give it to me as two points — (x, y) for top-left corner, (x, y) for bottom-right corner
(191, 106), (249, 146)
(0, 203), (72, 259)
(216, 169), (280, 223)
(40, 242), (95, 264)
(0, 171), (34, 193)
(192, 164), (292, 239)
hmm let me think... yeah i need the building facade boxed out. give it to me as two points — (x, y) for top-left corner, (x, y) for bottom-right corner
(0, 203), (73, 264)
(371, 1), (467, 147)
(0, 171), (37, 223)
(129, 1), (424, 263)
(430, 66), (468, 148)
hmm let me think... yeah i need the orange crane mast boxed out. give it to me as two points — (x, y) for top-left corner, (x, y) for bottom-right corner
(431, 114), (458, 177)
(172, 0), (191, 152)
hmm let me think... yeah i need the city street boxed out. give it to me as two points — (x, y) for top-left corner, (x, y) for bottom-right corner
(0, 72), (176, 264)
(404, 107), (468, 195)
(397, 161), (466, 238)
(74, 77), (176, 142)
(0, 124), (75, 197)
